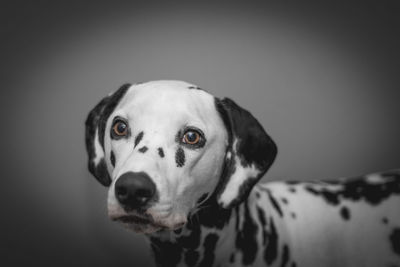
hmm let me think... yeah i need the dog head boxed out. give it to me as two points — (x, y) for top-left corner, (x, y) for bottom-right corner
(85, 80), (277, 233)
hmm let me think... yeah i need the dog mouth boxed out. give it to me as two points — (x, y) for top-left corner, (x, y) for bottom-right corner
(109, 211), (187, 233)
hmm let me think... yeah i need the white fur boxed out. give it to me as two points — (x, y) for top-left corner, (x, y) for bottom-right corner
(105, 81), (228, 232)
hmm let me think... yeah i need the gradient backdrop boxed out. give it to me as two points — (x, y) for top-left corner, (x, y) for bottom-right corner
(2, 1), (400, 266)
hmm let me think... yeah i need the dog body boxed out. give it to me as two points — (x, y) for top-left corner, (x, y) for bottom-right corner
(85, 80), (400, 267)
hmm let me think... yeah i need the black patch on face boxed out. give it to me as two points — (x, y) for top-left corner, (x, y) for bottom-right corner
(291, 212), (296, 219)
(304, 172), (400, 206)
(138, 146), (148, 153)
(110, 151), (115, 167)
(281, 198), (288, 204)
(85, 83), (130, 186)
(150, 237), (182, 267)
(390, 228), (400, 256)
(158, 147), (165, 158)
(256, 192), (261, 198)
(236, 200), (258, 265)
(292, 262), (297, 267)
(289, 188), (296, 193)
(382, 217), (389, 224)
(257, 206), (268, 245)
(265, 218), (278, 265)
(198, 233), (219, 267)
(340, 206), (350, 220)
(175, 147), (185, 167)
(280, 244), (290, 267)
(134, 131), (144, 148)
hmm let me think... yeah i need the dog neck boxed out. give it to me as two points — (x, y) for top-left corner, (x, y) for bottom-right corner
(146, 192), (284, 267)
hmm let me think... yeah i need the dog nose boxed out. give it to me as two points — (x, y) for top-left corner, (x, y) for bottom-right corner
(115, 172), (156, 210)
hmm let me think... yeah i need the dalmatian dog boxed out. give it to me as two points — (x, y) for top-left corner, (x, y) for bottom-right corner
(85, 80), (400, 267)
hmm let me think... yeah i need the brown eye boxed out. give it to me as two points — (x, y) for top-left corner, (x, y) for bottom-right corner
(182, 131), (200, 145)
(113, 121), (128, 136)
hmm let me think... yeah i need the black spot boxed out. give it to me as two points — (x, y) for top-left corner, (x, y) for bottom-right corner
(289, 188), (296, 193)
(382, 217), (389, 224)
(265, 217), (279, 265)
(235, 200), (259, 265)
(291, 212), (296, 219)
(158, 147), (165, 158)
(280, 244), (290, 267)
(286, 181), (300, 185)
(390, 228), (400, 256)
(198, 233), (219, 267)
(230, 253), (235, 263)
(196, 197), (232, 229)
(281, 198), (288, 204)
(340, 206), (350, 220)
(134, 131), (144, 148)
(150, 237), (182, 267)
(184, 250), (199, 266)
(256, 192), (261, 198)
(292, 262), (297, 267)
(110, 151), (115, 167)
(305, 172), (400, 206)
(175, 147), (185, 167)
(188, 86), (203, 90)
(267, 190), (284, 217)
(177, 225), (201, 249)
(257, 206), (268, 245)
(305, 186), (340, 205)
(85, 83), (130, 186)
(138, 146), (148, 153)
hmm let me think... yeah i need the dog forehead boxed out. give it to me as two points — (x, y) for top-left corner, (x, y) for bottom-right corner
(118, 80), (218, 121)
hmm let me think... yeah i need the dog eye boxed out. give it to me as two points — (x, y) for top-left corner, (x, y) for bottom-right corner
(113, 121), (128, 136)
(182, 130), (201, 145)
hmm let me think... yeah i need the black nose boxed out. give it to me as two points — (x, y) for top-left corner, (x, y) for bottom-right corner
(115, 172), (156, 210)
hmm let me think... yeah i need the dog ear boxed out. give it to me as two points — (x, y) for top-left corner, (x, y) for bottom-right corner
(214, 97), (277, 208)
(85, 83), (131, 186)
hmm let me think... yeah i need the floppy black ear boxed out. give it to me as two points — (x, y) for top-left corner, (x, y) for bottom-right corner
(215, 97), (277, 208)
(85, 83), (131, 186)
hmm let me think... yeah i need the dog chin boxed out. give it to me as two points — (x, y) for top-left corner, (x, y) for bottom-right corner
(110, 214), (186, 234)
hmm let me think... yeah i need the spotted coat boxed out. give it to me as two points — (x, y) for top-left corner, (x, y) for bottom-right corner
(85, 80), (400, 267)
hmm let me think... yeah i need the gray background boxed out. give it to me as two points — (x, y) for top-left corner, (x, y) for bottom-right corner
(2, 1), (399, 266)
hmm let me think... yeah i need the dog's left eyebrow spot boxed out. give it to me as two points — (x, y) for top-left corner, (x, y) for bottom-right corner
(175, 147), (185, 167)
(139, 146), (148, 153)
(134, 131), (144, 148)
